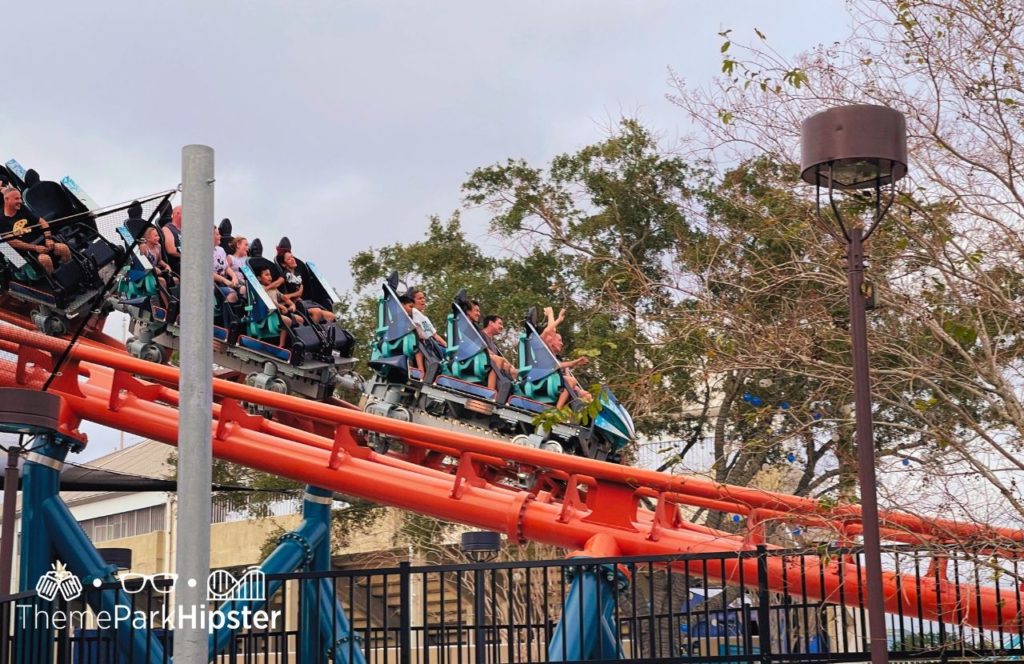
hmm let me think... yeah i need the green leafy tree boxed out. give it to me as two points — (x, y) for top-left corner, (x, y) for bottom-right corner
(464, 119), (708, 436)
(670, 0), (1024, 528)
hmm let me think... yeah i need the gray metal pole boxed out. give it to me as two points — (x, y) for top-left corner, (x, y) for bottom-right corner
(174, 145), (215, 662)
(847, 227), (890, 664)
(0, 443), (21, 596)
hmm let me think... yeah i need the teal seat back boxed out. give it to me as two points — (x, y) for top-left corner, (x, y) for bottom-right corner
(124, 273), (158, 299)
(520, 372), (563, 404)
(246, 306), (281, 341)
(377, 332), (417, 361)
(449, 352), (489, 383)
(515, 326), (564, 404)
(14, 263), (41, 283)
(371, 295), (418, 363)
(444, 311), (490, 383)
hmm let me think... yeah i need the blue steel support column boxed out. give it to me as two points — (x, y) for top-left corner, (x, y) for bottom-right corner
(301, 486), (332, 663)
(16, 435), (66, 664)
(547, 559), (628, 662)
(310, 485), (364, 664)
(318, 577), (366, 664)
(18, 436), (65, 593)
(209, 508), (328, 656)
(41, 496), (166, 662)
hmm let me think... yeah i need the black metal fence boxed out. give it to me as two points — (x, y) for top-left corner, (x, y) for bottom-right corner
(1, 544), (1022, 663)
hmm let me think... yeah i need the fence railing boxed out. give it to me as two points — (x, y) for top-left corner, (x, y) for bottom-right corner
(1, 544), (1022, 663)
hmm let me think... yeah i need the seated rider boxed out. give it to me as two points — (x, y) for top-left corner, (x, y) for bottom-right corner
(280, 250), (335, 325)
(257, 265), (304, 347)
(141, 226), (176, 309)
(408, 288), (446, 355)
(228, 236), (248, 272)
(0, 187), (72, 276)
(213, 226), (242, 303)
(544, 330), (593, 409)
(469, 303), (519, 389)
(161, 206), (183, 275)
(400, 293), (428, 374)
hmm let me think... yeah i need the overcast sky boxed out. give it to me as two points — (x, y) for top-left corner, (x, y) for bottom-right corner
(1, 1), (850, 460)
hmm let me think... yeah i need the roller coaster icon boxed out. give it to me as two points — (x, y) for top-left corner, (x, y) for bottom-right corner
(206, 567), (265, 602)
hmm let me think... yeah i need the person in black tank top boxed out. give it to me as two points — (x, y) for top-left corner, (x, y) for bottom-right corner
(161, 206), (183, 274)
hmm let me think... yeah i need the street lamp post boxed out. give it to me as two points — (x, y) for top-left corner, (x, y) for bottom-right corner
(800, 104), (908, 664)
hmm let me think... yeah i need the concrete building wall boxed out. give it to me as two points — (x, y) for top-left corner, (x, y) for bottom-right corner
(100, 530), (170, 575)
(209, 514), (302, 569)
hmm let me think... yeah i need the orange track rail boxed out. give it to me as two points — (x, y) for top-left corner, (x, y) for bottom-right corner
(0, 313), (1020, 631)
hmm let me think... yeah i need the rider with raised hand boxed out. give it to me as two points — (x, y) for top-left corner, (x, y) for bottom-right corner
(543, 329), (593, 409)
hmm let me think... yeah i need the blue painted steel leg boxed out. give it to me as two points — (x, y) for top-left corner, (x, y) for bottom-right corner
(318, 577), (365, 664)
(15, 435), (64, 664)
(209, 485), (363, 664)
(209, 488), (329, 657)
(41, 495), (167, 662)
(18, 435), (166, 663)
(18, 436), (64, 593)
(310, 485), (365, 664)
(301, 486), (331, 664)
(547, 559), (628, 661)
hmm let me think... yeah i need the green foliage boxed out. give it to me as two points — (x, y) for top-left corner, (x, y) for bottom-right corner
(348, 212), (556, 359)
(464, 118), (708, 436)
(531, 385), (608, 431)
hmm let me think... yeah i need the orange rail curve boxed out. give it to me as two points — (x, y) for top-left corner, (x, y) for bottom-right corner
(0, 315), (1020, 631)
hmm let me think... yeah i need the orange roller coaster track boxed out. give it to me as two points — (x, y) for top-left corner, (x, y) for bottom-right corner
(0, 311), (1020, 632)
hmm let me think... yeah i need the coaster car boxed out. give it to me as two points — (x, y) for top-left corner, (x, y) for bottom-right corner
(0, 159), (141, 335)
(113, 226), (357, 402)
(361, 274), (635, 462)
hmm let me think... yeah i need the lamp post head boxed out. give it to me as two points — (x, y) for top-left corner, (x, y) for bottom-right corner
(801, 105), (908, 189)
(460, 531), (502, 563)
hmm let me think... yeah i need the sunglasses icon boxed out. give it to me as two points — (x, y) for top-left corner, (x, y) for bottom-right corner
(120, 573), (178, 594)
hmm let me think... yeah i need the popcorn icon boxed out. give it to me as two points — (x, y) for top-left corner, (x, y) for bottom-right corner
(35, 561), (83, 602)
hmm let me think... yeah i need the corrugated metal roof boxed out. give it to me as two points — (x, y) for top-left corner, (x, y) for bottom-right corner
(62, 439), (175, 506)
(2, 440), (176, 518)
